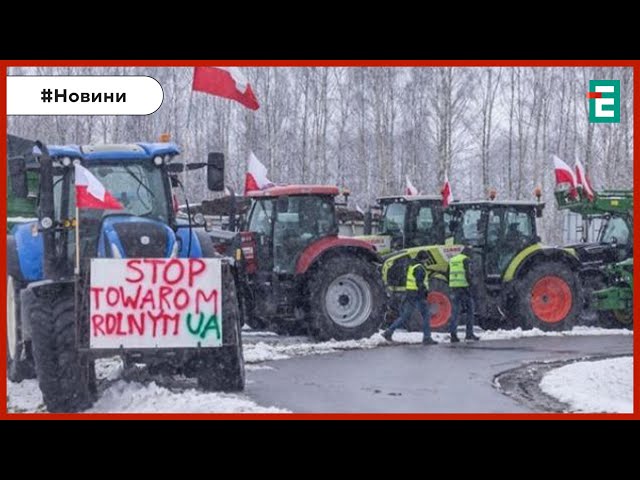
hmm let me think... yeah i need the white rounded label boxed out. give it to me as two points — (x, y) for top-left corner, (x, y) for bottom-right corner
(7, 76), (164, 115)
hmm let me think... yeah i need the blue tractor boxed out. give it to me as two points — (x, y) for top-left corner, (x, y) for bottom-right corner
(7, 140), (244, 412)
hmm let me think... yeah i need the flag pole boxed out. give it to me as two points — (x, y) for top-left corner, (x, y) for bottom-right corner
(75, 206), (80, 275)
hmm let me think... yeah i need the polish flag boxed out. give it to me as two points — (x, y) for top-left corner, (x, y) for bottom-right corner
(441, 175), (453, 208)
(245, 152), (274, 194)
(574, 159), (595, 201)
(405, 175), (418, 196)
(552, 155), (577, 188)
(75, 164), (123, 210)
(193, 67), (260, 111)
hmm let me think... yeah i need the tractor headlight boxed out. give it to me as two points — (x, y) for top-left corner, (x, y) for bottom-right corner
(153, 155), (164, 166)
(193, 213), (206, 226)
(61, 156), (72, 167)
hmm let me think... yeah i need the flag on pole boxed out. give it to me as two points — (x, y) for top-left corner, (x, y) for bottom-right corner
(574, 159), (595, 201)
(552, 155), (577, 188)
(405, 175), (418, 196)
(75, 164), (124, 210)
(192, 67), (260, 110)
(441, 175), (453, 208)
(245, 152), (274, 194)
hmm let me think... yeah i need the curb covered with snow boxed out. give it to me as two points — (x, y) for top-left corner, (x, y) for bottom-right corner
(243, 326), (633, 364)
(539, 356), (633, 413)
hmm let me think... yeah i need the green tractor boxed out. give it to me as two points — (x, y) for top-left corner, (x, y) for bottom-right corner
(382, 200), (583, 332)
(591, 258), (633, 329)
(356, 195), (450, 255)
(554, 187), (633, 326)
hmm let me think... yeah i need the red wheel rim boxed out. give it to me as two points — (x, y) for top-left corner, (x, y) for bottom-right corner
(530, 276), (572, 323)
(427, 291), (452, 328)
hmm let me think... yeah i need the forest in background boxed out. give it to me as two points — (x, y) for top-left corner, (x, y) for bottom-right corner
(7, 66), (633, 243)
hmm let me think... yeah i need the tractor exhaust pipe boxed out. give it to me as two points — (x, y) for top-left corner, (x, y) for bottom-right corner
(34, 141), (59, 280)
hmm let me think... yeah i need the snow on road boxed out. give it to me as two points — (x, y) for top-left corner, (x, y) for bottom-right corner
(242, 326), (633, 363)
(7, 326), (632, 414)
(539, 356), (633, 413)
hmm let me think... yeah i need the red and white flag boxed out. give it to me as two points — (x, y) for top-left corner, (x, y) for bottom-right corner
(192, 67), (260, 111)
(75, 164), (123, 210)
(552, 155), (577, 188)
(441, 175), (453, 208)
(245, 152), (274, 194)
(405, 175), (418, 196)
(574, 159), (595, 201)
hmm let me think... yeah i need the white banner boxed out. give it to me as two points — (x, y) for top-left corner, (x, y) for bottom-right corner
(89, 258), (223, 349)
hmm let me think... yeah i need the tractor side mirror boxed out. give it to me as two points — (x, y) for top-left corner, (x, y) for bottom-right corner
(276, 196), (289, 213)
(9, 156), (28, 198)
(207, 152), (225, 192)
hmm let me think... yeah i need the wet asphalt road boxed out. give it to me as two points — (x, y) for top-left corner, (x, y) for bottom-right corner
(244, 335), (633, 413)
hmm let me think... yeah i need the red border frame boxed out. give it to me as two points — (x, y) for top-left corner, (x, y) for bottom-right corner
(1, 59), (637, 420)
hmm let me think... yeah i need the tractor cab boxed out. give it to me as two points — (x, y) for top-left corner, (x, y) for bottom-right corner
(245, 186), (340, 274)
(448, 200), (543, 281)
(358, 195), (449, 254)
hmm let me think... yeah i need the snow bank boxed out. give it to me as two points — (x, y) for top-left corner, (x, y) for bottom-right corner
(88, 380), (289, 413)
(7, 357), (288, 414)
(540, 356), (633, 413)
(243, 326), (633, 363)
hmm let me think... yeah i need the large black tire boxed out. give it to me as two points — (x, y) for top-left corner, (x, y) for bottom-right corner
(30, 293), (94, 412)
(405, 277), (453, 333)
(194, 264), (245, 392)
(307, 255), (387, 341)
(516, 262), (581, 331)
(6, 276), (36, 382)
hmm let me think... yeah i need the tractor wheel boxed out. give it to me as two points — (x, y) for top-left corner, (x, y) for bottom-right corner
(516, 262), (581, 331)
(6, 276), (36, 382)
(308, 255), (386, 341)
(194, 264), (245, 392)
(404, 278), (453, 333)
(30, 293), (94, 412)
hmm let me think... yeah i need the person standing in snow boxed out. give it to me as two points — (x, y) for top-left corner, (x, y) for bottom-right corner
(382, 250), (438, 345)
(448, 246), (480, 342)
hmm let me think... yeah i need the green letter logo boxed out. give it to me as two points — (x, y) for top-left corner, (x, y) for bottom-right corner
(588, 80), (620, 123)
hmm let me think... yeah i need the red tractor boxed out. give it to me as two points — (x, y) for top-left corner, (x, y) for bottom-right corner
(232, 185), (387, 341)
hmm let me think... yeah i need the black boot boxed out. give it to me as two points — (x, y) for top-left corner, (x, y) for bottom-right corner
(465, 333), (480, 341)
(422, 337), (438, 345)
(450, 333), (460, 343)
(382, 330), (394, 342)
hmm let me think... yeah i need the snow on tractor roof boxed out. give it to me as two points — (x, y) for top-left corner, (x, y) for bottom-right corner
(45, 142), (180, 161)
(247, 185), (341, 197)
(452, 200), (545, 208)
(377, 195), (442, 203)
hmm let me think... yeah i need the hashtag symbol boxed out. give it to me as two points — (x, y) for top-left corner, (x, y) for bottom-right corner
(40, 88), (52, 103)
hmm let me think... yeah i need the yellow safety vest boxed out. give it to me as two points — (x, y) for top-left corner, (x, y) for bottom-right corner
(406, 264), (429, 291)
(449, 253), (469, 288)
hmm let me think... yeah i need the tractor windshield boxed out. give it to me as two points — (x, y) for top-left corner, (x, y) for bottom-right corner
(70, 162), (170, 223)
(381, 202), (406, 234)
(600, 215), (631, 246)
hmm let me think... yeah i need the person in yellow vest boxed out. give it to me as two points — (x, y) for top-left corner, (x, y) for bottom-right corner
(448, 247), (480, 342)
(382, 250), (438, 345)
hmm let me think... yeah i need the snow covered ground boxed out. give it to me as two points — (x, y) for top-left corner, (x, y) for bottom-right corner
(6, 326), (633, 414)
(539, 356), (633, 413)
(242, 326), (633, 364)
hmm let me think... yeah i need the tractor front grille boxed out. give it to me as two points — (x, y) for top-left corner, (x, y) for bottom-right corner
(112, 222), (168, 258)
